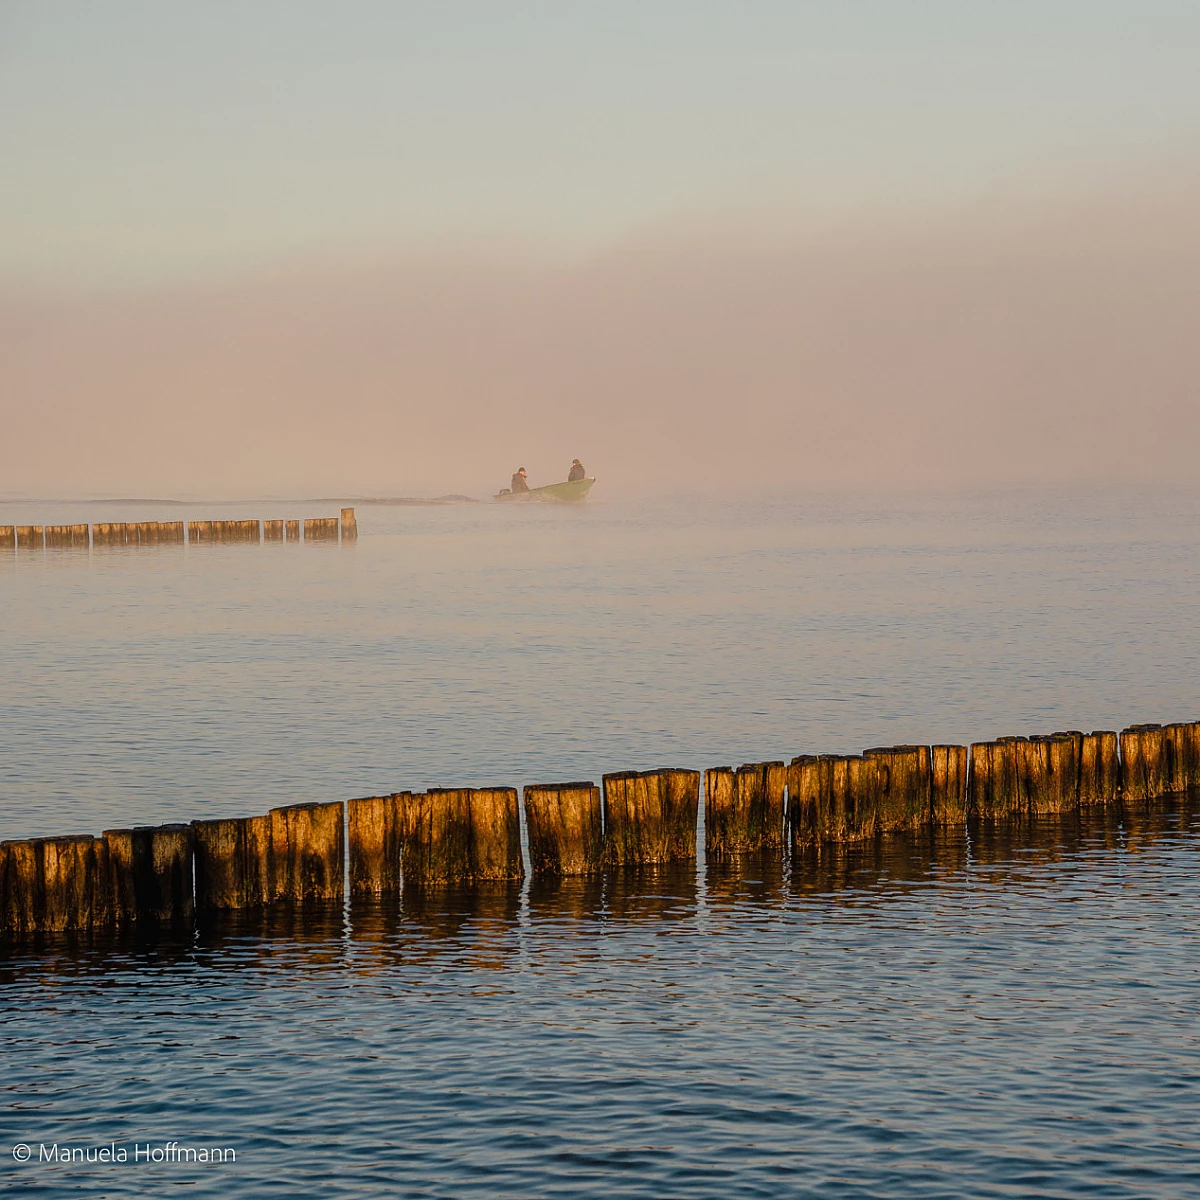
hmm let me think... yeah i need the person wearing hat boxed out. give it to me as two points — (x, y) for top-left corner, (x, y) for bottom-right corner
(511, 467), (530, 493)
(567, 458), (586, 482)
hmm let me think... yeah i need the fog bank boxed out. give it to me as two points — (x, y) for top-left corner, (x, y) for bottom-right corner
(2, 168), (1197, 500)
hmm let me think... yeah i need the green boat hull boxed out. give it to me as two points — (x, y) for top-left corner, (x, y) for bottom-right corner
(496, 477), (595, 503)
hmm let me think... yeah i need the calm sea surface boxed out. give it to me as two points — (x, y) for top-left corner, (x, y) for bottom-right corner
(2, 489), (1199, 1196)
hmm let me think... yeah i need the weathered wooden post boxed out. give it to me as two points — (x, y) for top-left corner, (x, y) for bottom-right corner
(396, 788), (523, 884)
(1120, 724), (1168, 803)
(268, 801), (344, 902)
(104, 824), (195, 927)
(1018, 734), (1079, 814)
(1162, 721), (1200, 795)
(0, 526), (14, 550)
(523, 782), (604, 875)
(340, 507), (358, 540)
(787, 755), (825, 848)
(864, 745), (931, 830)
(969, 739), (1024, 817)
(285, 519), (300, 542)
(16, 526), (43, 549)
(347, 794), (402, 896)
(304, 517), (339, 541)
(468, 787), (524, 879)
(240, 519), (261, 542)
(931, 745), (968, 823)
(602, 768), (699, 865)
(1078, 731), (1120, 806)
(43, 836), (112, 931)
(188, 520), (211, 544)
(192, 815), (273, 910)
(704, 761), (786, 857)
(264, 519), (284, 542)
(162, 521), (184, 544)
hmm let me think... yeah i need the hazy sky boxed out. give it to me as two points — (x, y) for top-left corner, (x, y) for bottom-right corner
(2, 3), (1198, 498)
(4, 1), (1200, 287)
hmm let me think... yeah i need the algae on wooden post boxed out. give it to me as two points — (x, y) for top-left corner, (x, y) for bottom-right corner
(705, 761), (787, 857)
(397, 788), (523, 884)
(268, 801), (344, 902)
(523, 783), (604, 876)
(787, 756), (829, 848)
(192, 816), (277, 910)
(1078, 731), (1119, 806)
(347, 795), (402, 896)
(104, 824), (195, 927)
(40, 836), (113, 931)
(1018, 735), (1079, 814)
(931, 745), (968, 823)
(969, 740), (1023, 817)
(1120, 724), (1168, 803)
(864, 745), (931, 830)
(468, 788), (524, 880)
(602, 768), (698, 865)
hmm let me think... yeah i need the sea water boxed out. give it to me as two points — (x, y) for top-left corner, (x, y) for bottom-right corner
(2, 488), (1199, 1196)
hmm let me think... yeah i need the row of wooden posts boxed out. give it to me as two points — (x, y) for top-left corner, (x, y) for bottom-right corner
(0, 509), (358, 550)
(2, 720), (1197, 938)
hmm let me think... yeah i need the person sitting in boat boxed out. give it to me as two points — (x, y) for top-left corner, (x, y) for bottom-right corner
(567, 459), (586, 482)
(511, 467), (530, 493)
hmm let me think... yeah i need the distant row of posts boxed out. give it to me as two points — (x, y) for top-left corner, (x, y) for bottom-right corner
(0, 509), (358, 550)
(2, 720), (1198, 939)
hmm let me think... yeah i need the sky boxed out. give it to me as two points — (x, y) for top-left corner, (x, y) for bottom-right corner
(1, 2), (1198, 497)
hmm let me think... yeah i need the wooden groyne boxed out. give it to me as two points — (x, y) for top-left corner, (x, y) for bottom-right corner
(1, 508), (357, 552)
(2, 718), (1198, 940)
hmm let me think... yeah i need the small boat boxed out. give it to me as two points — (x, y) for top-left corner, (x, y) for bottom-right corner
(495, 477), (595, 503)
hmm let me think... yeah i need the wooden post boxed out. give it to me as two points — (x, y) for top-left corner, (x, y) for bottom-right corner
(931, 745), (968, 823)
(340, 507), (358, 540)
(264, 519), (284, 542)
(285, 519), (300, 542)
(467, 787), (523, 879)
(304, 517), (339, 541)
(1, 840), (41, 936)
(397, 788), (523, 884)
(1120, 724), (1168, 803)
(188, 520), (212, 543)
(523, 782), (604, 875)
(192, 816), (275, 910)
(863, 745), (931, 830)
(602, 768), (698, 865)
(347, 795), (402, 896)
(969, 739), (1023, 817)
(1162, 722), (1200, 795)
(240, 519), (261, 543)
(40, 836), (112, 931)
(16, 526), (43, 549)
(1016, 735), (1078, 814)
(268, 801), (344, 902)
(704, 761), (786, 858)
(397, 789), (470, 884)
(0, 526), (14, 550)
(104, 824), (194, 927)
(1078, 731), (1119, 806)
(787, 755), (824, 848)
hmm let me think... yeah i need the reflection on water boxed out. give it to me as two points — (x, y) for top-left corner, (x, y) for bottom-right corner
(4, 492), (1200, 1197)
